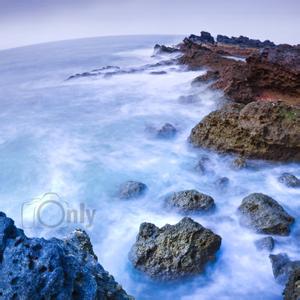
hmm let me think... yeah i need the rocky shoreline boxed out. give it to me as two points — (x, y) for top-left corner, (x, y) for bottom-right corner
(1, 32), (299, 299)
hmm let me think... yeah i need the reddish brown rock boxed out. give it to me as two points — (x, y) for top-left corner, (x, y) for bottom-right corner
(178, 33), (300, 106)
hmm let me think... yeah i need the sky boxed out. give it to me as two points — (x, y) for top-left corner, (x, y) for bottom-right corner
(0, 0), (299, 49)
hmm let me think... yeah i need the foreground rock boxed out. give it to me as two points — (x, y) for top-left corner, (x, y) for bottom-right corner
(0, 212), (132, 299)
(278, 173), (300, 188)
(118, 181), (148, 199)
(189, 101), (300, 162)
(238, 193), (294, 235)
(165, 190), (215, 213)
(129, 217), (221, 280)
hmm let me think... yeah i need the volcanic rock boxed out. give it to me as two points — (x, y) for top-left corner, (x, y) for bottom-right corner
(189, 101), (300, 162)
(129, 217), (221, 280)
(165, 190), (215, 213)
(238, 193), (294, 235)
(0, 212), (132, 299)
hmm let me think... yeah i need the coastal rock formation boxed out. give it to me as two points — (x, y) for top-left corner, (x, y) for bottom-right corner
(179, 32), (300, 105)
(187, 32), (215, 45)
(278, 173), (300, 188)
(189, 101), (300, 161)
(129, 217), (221, 280)
(216, 34), (275, 48)
(0, 212), (132, 300)
(118, 181), (148, 199)
(165, 190), (215, 213)
(238, 193), (294, 235)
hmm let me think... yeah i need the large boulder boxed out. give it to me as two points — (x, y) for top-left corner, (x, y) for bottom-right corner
(165, 190), (215, 213)
(238, 193), (294, 235)
(0, 212), (133, 300)
(129, 217), (221, 280)
(189, 101), (300, 162)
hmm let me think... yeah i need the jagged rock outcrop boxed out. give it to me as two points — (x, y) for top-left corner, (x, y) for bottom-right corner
(179, 32), (300, 105)
(216, 34), (275, 48)
(129, 217), (221, 280)
(238, 193), (294, 235)
(0, 212), (133, 300)
(189, 101), (300, 161)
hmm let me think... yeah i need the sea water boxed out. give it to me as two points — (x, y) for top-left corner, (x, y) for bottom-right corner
(0, 35), (299, 300)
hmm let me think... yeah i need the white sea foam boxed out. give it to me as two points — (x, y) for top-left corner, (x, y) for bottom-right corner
(0, 36), (298, 300)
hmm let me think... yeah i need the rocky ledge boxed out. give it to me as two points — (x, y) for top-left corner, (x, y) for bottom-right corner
(177, 31), (300, 105)
(0, 212), (132, 300)
(189, 101), (300, 162)
(129, 217), (221, 280)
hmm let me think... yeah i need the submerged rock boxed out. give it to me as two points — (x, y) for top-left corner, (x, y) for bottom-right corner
(129, 217), (221, 280)
(278, 173), (300, 188)
(165, 190), (215, 213)
(255, 236), (275, 252)
(238, 193), (294, 235)
(0, 212), (133, 299)
(118, 181), (148, 199)
(156, 123), (177, 139)
(270, 253), (300, 284)
(214, 177), (230, 189)
(189, 101), (300, 162)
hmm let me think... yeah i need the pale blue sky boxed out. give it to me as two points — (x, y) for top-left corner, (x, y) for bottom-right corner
(0, 0), (299, 49)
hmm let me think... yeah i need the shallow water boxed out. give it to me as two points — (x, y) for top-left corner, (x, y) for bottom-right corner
(0, 35), (299, 300)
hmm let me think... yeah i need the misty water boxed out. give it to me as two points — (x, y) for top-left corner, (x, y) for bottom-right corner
(0, 35), (299, 300)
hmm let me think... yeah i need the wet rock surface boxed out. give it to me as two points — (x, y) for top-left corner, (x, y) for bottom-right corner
(178, 32), (300, 105)
(165, 190), (215, 213)
(255, 237), (275, 252)
(154, 44), (179, 55)
(189, 101), (300, 162)
(278, 173), (300, 188)
(270, 253), (300, 283)
(238, 193), (294, 235)
(0, 212), (132, 300)
(129, 217), (221, 280)
(118, 181), (148, 199)
(216, 34), (275, 48)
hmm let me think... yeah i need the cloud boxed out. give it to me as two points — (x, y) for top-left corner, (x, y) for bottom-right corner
(0, 0), (299, 49)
